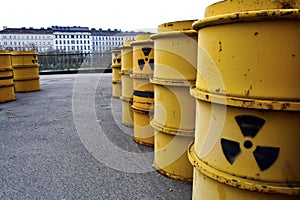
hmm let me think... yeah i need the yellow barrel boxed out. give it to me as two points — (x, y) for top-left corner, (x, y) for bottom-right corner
(119, 41), (134, 127)
(150, 23), (197, 82)
(193, 4), (300, 100)
(130, 34), (155, 146)
(11, 51), (40, 92)
(190, 0), (300, 198)
(120, 73), (133, 127)
(120, 40), (134, 72)
(111, 48), (122, 98)
(111, 48), (122, 68)
(0, 51), (15, 103)
(150, 20), (198, 181)
(0, 50), (13, 69)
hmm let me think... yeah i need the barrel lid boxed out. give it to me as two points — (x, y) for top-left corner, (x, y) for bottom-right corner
(157, 19), (197, 33)
(194, 9), (300, 30)
(120, 40), (134, 49)
(205, 0), (300, 17)
(150, 29), (197, 40)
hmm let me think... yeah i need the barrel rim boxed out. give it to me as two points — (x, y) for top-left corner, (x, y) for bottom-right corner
(150, 30), (197, 40)
(150, 119), (195, 137)
(193, 9), (300, 30)
(190, 87), (300, 111)
(11, 50), (37, 55)
(188, 142), (300, 195)
(130, 40), (154, 46)
(119, 95), (133, 102)
(130, 73), (153, 79)
(150, 77), (195, 87)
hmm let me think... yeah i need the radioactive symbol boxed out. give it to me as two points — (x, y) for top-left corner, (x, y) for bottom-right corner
(221, 115), (280, 171)
(137, 47), (154, 71)
(113, 53), (121, 64)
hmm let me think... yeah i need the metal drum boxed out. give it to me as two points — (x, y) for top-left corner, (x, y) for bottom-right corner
(11, 51), (40, 92)
(150, 20), (198, 181)
(189, 0), (300, 199)
(130, 34), (155, 146)
(0, 50), (15, 103)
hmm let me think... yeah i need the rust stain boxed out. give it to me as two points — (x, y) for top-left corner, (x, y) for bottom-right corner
(218, 41), (223, 52)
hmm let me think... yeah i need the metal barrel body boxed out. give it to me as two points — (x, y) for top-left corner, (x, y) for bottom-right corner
(119, 40), (134, 127)
(111, 48), (122, 98)
(150, 20), (198, 181)
(11, 51), (40, 92)
(130, 34), (155, 146)
(190, 0), (300, 199)
(0, 50), (15, 103)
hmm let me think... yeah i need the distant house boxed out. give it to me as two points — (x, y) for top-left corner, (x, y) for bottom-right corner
(52, 26), (91, 53)
(0, 26), (148, 53)
(0, 27), (53, 52)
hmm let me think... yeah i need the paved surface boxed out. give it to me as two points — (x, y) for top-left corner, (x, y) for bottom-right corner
(0, 73), (192, 200)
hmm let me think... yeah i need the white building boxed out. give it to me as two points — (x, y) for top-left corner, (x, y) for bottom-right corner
(52, 26), (91, 53)
(91, 29), (145, 52)
(0, 27), (53, 52)
(0, 26), (149, 53)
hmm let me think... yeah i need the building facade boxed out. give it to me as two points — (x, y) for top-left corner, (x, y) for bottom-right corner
(0, 27), (53, 52)
(52, 26), (91, 53)
(0, 26), (146, 53)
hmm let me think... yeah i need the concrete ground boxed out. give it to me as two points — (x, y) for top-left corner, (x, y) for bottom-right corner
(0, 73), (192, 200)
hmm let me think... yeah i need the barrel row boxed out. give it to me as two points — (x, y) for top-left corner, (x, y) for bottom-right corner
(0, 50), (41, 103)
(110, 1), (300, 199)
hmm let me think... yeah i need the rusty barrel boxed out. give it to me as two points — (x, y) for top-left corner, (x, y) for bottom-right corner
(150, 20), (198, 181)
(119, 40), (134, 127)
(130, 34), (155, 146)
(111, 48), (122, 98)
(11, 50), (40, 92)
(189, 0), (300, 199)
(0, 50), (15, 103)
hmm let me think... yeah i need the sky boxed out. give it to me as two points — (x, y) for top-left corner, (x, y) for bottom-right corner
(0, 0), (221, 32)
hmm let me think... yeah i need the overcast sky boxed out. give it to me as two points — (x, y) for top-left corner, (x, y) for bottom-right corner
(1, 0), (220, 32)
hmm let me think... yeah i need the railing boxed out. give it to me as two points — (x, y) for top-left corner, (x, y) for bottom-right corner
(38, 52), (112, 71)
